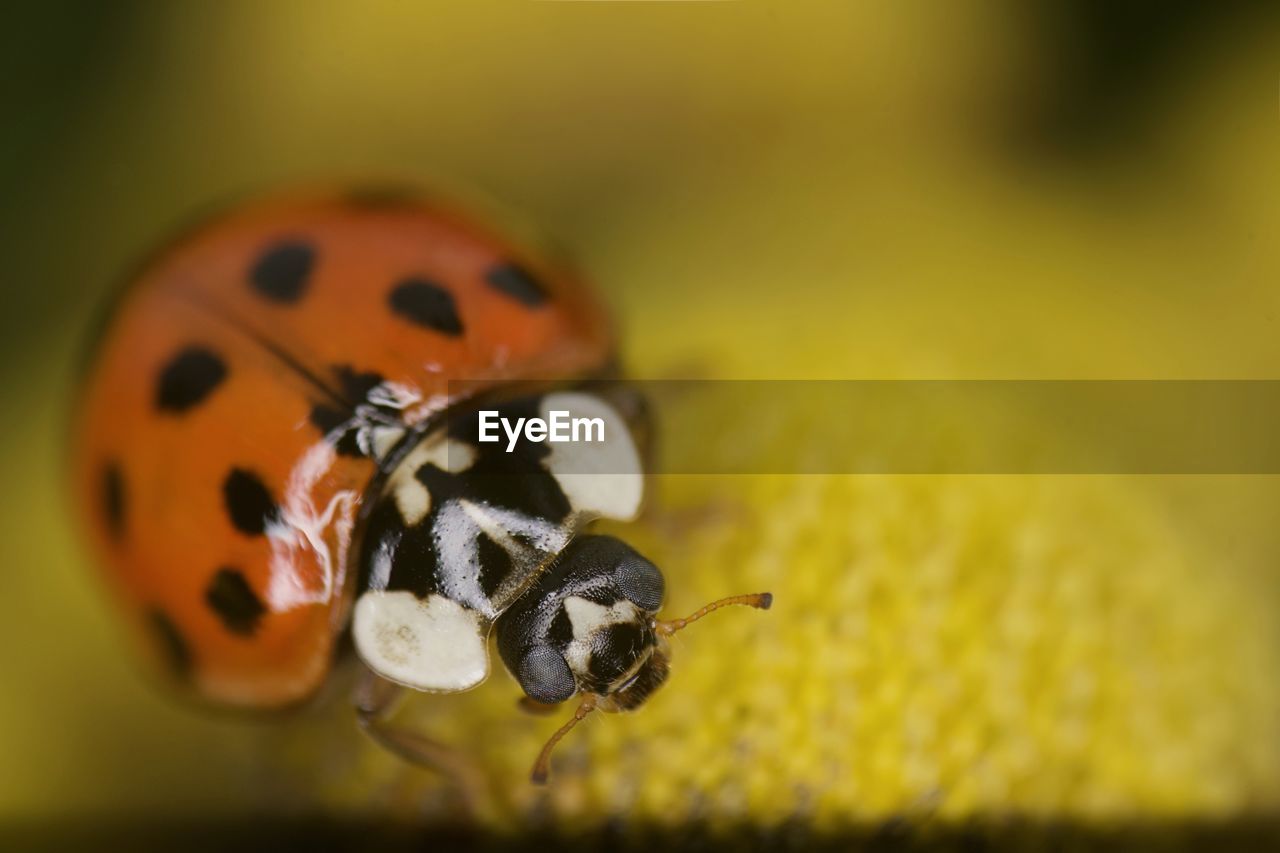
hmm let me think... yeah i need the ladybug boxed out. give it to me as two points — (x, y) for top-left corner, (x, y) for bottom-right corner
(73, 187), (771, 784)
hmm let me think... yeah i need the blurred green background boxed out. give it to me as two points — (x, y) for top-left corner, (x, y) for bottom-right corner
(2, 0), (1278, 840)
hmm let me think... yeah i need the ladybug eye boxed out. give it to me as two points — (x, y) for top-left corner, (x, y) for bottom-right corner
(614, 555), (664, 612)
(517, 645), (576, 705)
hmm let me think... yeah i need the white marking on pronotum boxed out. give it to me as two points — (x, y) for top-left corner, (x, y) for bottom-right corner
(424, 494), (565, 614)
(462, 500), (569, 558)
(368, 425), (406, 461)
(385, 437), (477, 526)
(431, 501), (490, 614)
(352, 591), (489, 693)
(429, 499), (566, 616)
(539, 392), (643, 522)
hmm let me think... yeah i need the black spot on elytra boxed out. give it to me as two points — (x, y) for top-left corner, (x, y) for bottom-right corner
(388, 278), (463, 336)
(307, 405), (347, 440)
(101, 461), (126, 541)
(147, 609), (192, 676)
(249, 240), (315, 304)
(155, 346), (227, 413)
(334, 365), (386, 403)
(485, 263), (548, 308)
(205, 568), (266, 636)
(222, 468), (279, 536)
(308, 407), (366, 457)
(476, 532), (512, 601)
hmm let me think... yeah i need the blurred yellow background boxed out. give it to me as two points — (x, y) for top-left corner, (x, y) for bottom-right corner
(1, 0), (1277, 839)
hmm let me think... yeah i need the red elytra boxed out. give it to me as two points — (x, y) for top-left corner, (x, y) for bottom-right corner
(73, 188), (614, 709)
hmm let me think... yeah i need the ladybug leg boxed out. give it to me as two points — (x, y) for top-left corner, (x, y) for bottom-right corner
(353, 671), (493, 815)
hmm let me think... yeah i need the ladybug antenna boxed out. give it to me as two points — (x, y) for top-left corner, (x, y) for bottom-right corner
(656, 591), (773, 637)
(530, 696), (597, 785)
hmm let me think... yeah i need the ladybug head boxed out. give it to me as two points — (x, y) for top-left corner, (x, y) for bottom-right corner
(495, 535), (772, 783)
